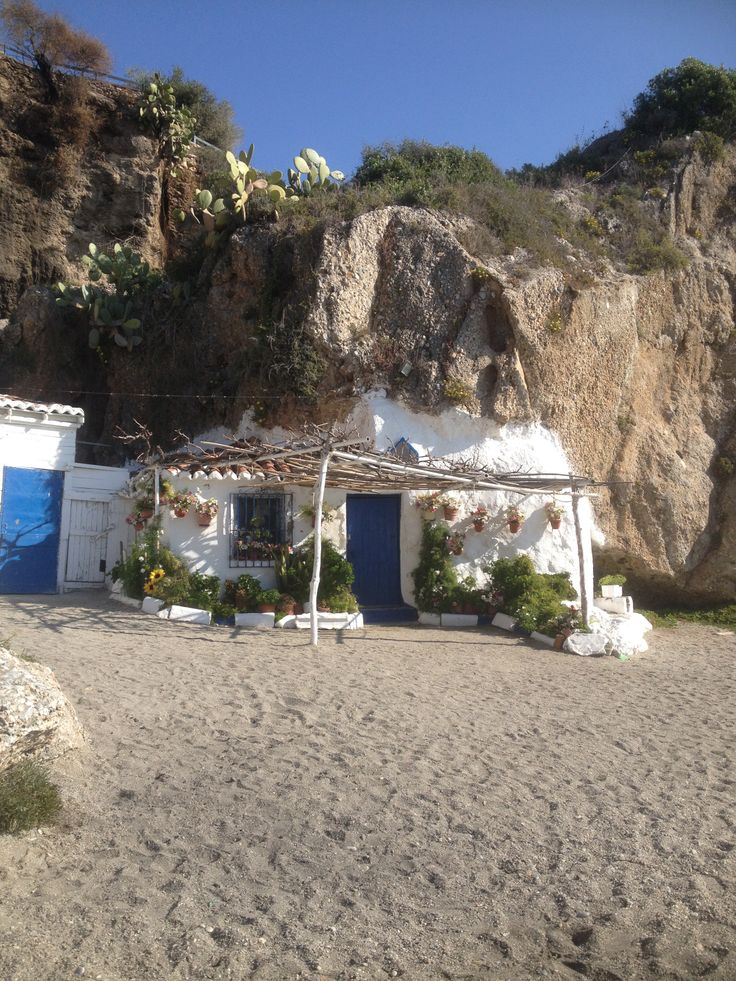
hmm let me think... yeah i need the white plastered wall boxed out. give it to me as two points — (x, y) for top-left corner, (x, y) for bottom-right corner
(173, 393), (597, 604)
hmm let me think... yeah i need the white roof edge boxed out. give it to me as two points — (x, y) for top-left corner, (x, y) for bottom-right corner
(0, 394), (85, 421)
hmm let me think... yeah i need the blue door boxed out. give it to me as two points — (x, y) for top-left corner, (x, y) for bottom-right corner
(346, 494), (403, 606)
(0, 467), (64, 593)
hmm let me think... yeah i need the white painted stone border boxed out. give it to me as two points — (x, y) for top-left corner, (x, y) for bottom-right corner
(492, 612), (518, 631)
(235, 612), (275, 629)
(441, 613), (478, 628)
(418, 612), (441, 626)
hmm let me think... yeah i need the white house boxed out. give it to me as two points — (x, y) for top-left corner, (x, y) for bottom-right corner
(0, 395), (129, 593)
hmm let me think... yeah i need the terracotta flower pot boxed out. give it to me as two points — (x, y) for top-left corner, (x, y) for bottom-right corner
(278, 603), (296, 616)
(197, 514), (212, 527)
(443, 507), (459, 521)
(258, 603), (276, 613)
(174, 508), (189, 518)
(473, 520), (486, 532)
(549, 517), (561, 530)
(246, 547), (259, 561)
(134, 521), (145, 532)
(508, 519), (521, 533)
(139, 509), (154, 520)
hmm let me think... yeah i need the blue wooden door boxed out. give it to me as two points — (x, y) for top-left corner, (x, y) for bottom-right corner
(0, 467), (64, 593)
(346, 494), (403, 606)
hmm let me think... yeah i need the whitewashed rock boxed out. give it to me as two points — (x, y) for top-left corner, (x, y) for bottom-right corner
(274, 615), (297, 629)
(492, 613), (517, 631)
(564, 631), (610, 657)
(109, 591), (141, 609)
(0, 646), (84, 772)
(530, 631), (555, 647)
(588, 608), (652, 656)
(167, 605), (211, 625)
(235, 612), (275, 629)
(418, 612), (441, 626)
(441, 613), (478, 628)
(141, 596), (164, 614)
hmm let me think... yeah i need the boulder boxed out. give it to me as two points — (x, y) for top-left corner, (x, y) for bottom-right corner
(565, 609), (653, 658)
(0, 646), (84, 773)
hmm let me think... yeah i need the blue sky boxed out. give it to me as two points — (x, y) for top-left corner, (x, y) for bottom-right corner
(20, 1), (736, 176)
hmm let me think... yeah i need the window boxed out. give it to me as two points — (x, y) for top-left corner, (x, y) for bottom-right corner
(230, 492), (292, 567)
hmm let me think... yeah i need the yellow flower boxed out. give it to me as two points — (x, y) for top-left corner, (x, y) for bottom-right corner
(144, 582), (155, 594)
(151, 568), (165, 581)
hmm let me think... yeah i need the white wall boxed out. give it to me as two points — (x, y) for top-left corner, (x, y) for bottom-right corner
(172, 393), (596, 606)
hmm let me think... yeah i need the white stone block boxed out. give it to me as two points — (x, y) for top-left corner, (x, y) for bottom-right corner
(167, 605), (212, 625)
(595, 595), (634, 615)
(492, 612), (517, 631)
(235, 612), (275, 629)
(275, 614), (297, 629)
(530, 631), (555, 647)
(601, 584), (623, 598)
(156, 607), (170, 620)
(142, 597), (164, 614)
(294, 612), (364, 630)
(418, 612), (441, 626)
(441, 613), (478, 628)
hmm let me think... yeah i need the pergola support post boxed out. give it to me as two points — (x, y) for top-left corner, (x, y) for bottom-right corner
(571, 486), (591, 628)
(309, 449), (332, 647)
(153, 465), (160, 517)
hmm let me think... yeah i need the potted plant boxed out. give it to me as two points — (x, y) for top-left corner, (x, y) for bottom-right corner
(169, 491), (196, 518)
(298, 503), (336, 527)
(194, 497), (218, 527)
(415, 492), (441, 517)
(599, 574), (626, 598)
(126, 509), (147, 532)
(437, 494), (461, 522)
(469, 504), (488, 532)
(258, 588), (281, 613)
(544, 502), (564, 529)
(505, 505), (525, 533)
(276, 594), (297, 617)
(446, 530), (465, 556)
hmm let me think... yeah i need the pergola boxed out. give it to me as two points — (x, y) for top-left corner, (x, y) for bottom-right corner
(147, 429), (604, 645)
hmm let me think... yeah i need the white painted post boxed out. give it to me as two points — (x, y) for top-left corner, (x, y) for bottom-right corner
(309, 449), (332, 647)
(153, 465), (160, 517)
(571, 488), (591, 627)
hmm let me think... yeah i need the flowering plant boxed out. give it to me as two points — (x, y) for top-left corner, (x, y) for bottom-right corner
(415, 492), (441, 512)
(436, 493), (460, 511)
(194, 497), (219, 518)
(169, 491), (196, 515)
(506, 505), (525, 524)
(544, 501), (564, 520)
(126, 509), (148, 526)
(446, 530), (465, 555)
(143, 567), (166, 595)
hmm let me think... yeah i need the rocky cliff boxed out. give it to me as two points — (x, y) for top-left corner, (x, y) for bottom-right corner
(1, 53), (735, 603)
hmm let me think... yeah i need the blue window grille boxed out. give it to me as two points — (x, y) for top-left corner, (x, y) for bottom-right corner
(230, 491), (292, 568)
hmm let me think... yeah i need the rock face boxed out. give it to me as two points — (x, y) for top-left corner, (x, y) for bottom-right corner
(1, 51), (735, 602)
(0, 55), (165, 318)
(0, 646), (84, 773)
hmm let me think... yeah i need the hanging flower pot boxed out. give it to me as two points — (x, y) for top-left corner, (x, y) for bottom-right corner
(446, 531), (465, 556)
(174, 508), (189, 518)
(194, 497), (218, 526)
(170, 491), (196, 518)
(437, 494), (461, 522)
(469, 505), (488, 532)
(134, 521), (145, 532)
(506, 506), (525, 533)
(544, 501), (564, 530)
(139, 508), (154, 521)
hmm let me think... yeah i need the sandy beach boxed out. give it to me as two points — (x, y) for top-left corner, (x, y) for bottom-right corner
(0, 591), (734, 980)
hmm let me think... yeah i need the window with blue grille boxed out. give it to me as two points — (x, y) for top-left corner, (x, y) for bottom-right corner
(230, 492), (292, 567)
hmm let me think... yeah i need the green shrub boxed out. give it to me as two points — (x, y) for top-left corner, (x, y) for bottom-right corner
(637, 609), (679, 628)
(354, 140), (503, 191)
(275, 538), (355, 606)
(258, 588), (281, 606)
(484, 555), (577, 633)
(0, 762), (62, 835)
(693, 130), (726, 164)
(599, 574), (627, 587)
(625, 59), (736, 141)
(323, 586), (359, 613)
(111, 525), (185, 600)
(626, 234), (686, 274)
(412, 522), (458, 613)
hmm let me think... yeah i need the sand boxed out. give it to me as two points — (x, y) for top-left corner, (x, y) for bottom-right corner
(0, 591), (734, 981)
